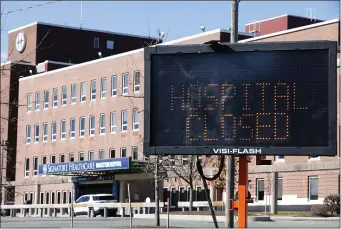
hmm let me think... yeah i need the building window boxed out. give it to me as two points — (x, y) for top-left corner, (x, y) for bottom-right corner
(60, 120), (66, 140)
(100, 113), (105, 134)
(71, 84), (76, 104)
(109, 149), (115, 158)
(132, 147), (138, 160)
(122, 73), (129, 95)
(88, 151), (94, 160)
(278, 178), (283, 200)
(34, 124), (39, 143)
(100, 77), (107, 98)
(256, 179), (265, 201)
(50, 155), (56, 164)
(94, 37), (99, 48)
(309, 176), (319, 200)
(42, 156), (47, 165)
(26, 125), (31, 144)
(120, 148), (127, 157)
(133, 71), (140, 93)
(62, 86), (67, 105)
(121, 110), (128, 132)
(70, 119), (75, 138)
(35, 92), (41, 111)
(79, 152), (84, 161)
(89, 115), (95, 136)
(79, 117), (85, 137)
(90, 80), (96, 100)
(133, 109), (139, 130)
(51, 121), (57, 141)
(43, 123), (48, 142)
(33, 157), (38, 176)
(24, 158), (29, 177)
(44, 90), (49, 109)
(53, 88), (58, 107)
(106, 40), (114, 49)
(27, 93), (32, 112)
(110, 112), (116, 133)
(60, 154), (65, 163)
(99, 150), (105, 159)
(80, 82), (86, 102)
(69, 152), (75, 162)
(111, 75), (117, 96)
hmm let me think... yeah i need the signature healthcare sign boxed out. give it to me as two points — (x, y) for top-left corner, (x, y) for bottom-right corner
(39, 158), (130, 175)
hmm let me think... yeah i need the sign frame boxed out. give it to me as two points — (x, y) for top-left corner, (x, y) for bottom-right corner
(143, 41), (338, 156)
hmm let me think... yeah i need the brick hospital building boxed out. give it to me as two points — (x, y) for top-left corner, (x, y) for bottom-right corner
(0, 14), (340, 212)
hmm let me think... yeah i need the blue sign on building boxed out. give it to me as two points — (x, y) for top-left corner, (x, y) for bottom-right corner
(39, 158), (130, 175)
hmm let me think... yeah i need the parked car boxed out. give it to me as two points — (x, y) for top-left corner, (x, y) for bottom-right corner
(73, 194), (118, 217)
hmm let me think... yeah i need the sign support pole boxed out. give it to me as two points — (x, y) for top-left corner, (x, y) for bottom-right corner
(238, 156), (248, 228)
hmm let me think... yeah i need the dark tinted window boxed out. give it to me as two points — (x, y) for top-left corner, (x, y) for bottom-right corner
(83, 196), (90, 202)
(93, 195), (115, 201)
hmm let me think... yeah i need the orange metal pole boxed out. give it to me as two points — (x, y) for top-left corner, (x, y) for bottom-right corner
(238, 156), (249, 228)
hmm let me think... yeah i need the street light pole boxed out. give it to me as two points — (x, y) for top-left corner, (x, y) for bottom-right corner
(225, 1), (239, 228)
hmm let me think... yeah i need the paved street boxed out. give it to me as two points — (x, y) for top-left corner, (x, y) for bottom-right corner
(0, 216), (339, 228)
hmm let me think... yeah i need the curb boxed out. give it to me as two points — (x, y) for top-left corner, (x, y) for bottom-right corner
(134, 214), (340, 222)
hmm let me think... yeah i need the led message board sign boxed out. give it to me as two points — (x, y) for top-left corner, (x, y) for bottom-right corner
(143, 41), (337, 156)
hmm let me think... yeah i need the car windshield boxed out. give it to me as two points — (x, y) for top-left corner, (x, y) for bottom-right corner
(93, 195), (115, 201)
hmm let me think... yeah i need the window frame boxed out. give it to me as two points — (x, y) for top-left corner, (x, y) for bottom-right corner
(121, 110), (128, 132)
(44, 90), (49, 109)
(51, 121), (57, 141)
(308, 176), (319, 201)
(122, 73), (129, 96)
(90, 79), (96, 100)
(24, 158), (30, 177)
(52, 88), (58, 107)
(110, 112), (116, 133)
(80, 82), (86, 102)
(71, 83), (77, 104)
(109, 149), (115, 158)
(133, 109), (139, 131)
(79, 117), (85, 137)
(94, 37), (99, 49)
(111, 75), (117, 96)
(133, 71), (140, 93)
(256, 178), (265, 201)
(132, 147), (138, 160)
(100, 77), (107, 99)
(34, 124), (39, 143)
(70, 119), (76, 138)
(100, 113), (106, 134)
(35, 92), (41, 111)
(88, 151), (95, 160)
(89, 115), (95, 136)
(60, 120), (66, 140)
(106, 40), (114, 50)
(50, 155), (56, 164)
(62, 86), (67, 106)
(27, 93), (32, 112)
(43, 122), (48, 142)
(99, 149), (105, 160)
(26, 125), (31, 144)
(69, 152), (75, 162)
(59, 154), (65, 163)
(120, 147), (127, 157)
(33, 156), (38, 176)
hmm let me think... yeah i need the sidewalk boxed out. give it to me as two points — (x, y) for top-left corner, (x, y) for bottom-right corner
(134, 214), (340, 222)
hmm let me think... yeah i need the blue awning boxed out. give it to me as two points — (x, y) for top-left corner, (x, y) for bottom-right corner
(39, 157), (130, 175)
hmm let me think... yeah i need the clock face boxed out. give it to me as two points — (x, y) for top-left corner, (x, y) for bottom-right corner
(16, 32), (26, 53)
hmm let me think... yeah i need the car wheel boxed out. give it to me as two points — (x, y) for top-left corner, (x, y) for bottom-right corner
(89, 208), (95, 217)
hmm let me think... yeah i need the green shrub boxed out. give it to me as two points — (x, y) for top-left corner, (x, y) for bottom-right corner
(311, 205), (330, 217)
(323, 194), (340, 216)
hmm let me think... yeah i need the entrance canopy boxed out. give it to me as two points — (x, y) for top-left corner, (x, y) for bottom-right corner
(38, 157), (146, 176)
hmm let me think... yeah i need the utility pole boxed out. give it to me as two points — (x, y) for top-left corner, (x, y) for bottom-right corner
(225, 0), (239, 228)
(154, 155), (160, 227)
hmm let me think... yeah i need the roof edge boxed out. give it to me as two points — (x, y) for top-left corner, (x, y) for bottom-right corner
(8, 21), (158, 40)
(240, 18), (339, 43)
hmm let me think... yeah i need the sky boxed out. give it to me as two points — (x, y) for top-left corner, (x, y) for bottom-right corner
(1, 1), (339, 63)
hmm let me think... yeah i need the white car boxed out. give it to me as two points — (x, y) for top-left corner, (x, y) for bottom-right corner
(73, 194), (118, 217)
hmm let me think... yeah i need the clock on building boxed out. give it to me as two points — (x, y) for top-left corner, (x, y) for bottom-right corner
(15, 32), (27, 53)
